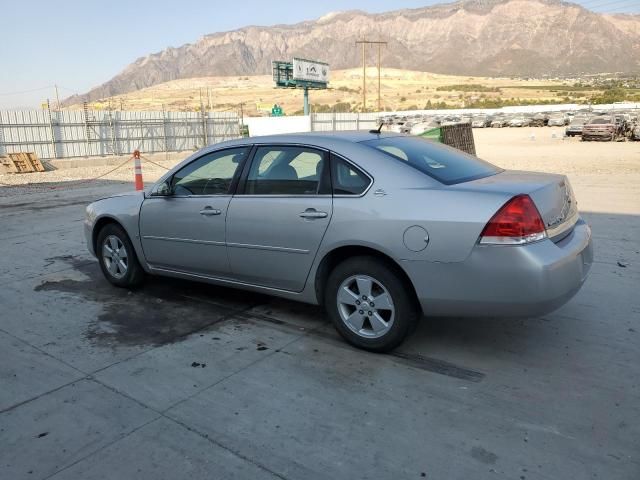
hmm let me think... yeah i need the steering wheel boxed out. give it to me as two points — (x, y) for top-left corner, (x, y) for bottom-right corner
(203, 177), (228, 195)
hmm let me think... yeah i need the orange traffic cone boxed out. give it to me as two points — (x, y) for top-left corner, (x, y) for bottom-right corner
(133, 150), (143, 191)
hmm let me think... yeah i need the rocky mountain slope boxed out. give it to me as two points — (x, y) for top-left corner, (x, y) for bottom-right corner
(65, 0), (640, 105)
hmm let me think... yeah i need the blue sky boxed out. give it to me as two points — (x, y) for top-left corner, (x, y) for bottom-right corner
(0, 0), (637, 108)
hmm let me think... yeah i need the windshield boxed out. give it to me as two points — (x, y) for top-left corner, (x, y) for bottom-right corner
(362, 136), (501, 185)
(589, 117), (612, 124)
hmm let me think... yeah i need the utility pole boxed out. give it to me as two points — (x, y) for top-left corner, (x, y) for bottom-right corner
(377, 43), (386, 111)
(46, 99), (58, 158)
(54, 85), (61, 111)
(362, 41), (366, 111)
(356, 40), (387, 112)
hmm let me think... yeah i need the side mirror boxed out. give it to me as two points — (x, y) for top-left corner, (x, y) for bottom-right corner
(151, 180), (172, 197)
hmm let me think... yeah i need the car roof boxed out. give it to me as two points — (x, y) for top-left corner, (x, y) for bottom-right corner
(208, 130), (402, 152)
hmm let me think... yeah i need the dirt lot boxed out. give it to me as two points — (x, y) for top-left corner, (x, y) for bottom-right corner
(474, 128), (640, 215)
(0, 130), (639, 479)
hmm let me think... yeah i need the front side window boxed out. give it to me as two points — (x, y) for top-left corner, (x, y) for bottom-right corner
(171, 147), (249, 195)
(362, 136), (500, 185)
(245, 146), (326, 195)
(331, 154), (370, 195)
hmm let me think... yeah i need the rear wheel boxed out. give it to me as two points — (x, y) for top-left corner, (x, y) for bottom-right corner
(325, 256), (418, 352)
(97, 223), (145, 288)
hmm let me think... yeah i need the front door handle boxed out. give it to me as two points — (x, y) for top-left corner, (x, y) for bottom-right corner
(299, 209), (328, 219)
(200, 207), (221, 216)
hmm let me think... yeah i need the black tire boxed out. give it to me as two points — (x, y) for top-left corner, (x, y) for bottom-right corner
(325, 256), (419, 352)
(96, 223), (145, 288)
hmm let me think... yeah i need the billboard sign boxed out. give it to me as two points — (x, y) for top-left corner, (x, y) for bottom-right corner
(292, 58), (329, 85)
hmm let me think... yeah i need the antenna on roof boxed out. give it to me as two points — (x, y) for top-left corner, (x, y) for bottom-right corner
(369, 122), (384, 134)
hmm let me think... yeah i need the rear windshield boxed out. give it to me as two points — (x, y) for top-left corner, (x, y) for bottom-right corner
(361, 136), (501, 185)
(589, 117), (612, 124)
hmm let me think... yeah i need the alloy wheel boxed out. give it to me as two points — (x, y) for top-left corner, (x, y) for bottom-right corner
(336, 274), (395, 338)
(102, 235), (128, 279)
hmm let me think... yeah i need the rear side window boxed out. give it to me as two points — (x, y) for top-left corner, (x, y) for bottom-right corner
(361, 136), (500, 185)
(331, 154), (370, 195)
(245, 146), (326, 195)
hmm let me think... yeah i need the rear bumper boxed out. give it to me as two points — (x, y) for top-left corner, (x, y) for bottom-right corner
(403, 219), (593, 317)
(582, 132), (613, 140)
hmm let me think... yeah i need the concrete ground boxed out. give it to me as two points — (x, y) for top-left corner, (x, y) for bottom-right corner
(1, 138), (639, 479)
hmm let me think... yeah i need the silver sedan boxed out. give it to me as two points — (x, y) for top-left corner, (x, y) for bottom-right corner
(85, 131), (593, 351)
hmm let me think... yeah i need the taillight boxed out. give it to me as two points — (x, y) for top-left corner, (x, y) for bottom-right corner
(480, 194), (547, 245)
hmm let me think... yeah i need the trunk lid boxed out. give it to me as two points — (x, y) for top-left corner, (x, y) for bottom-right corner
(451, 170), (579, 242)
(583, 123), (614, 134)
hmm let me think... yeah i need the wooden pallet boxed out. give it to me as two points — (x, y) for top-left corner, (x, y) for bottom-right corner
(0, 152), (45, 173)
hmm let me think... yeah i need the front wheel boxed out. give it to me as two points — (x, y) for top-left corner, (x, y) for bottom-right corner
(325, 257), (419, 352)
(96, 223), (145, 288)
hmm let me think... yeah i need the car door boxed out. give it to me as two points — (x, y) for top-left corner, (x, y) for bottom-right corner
(139, 146), (250, 276)
(226, 144), (332, 291)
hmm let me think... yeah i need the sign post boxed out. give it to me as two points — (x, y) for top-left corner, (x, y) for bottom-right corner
(303, 87), (309, 115)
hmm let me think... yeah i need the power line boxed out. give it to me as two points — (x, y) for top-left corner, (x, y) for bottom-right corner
(55, 85), (80, 93)
(0, 86), (54, 96)
(606, 4), (640, 12)
(577, 0), (638, 10)
(578, 0), (627, 6)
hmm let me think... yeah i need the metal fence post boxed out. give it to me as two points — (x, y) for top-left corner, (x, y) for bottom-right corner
(210, 112), (216, 145)
(356, 113), (360, 130)
(108, 109), (117, 156)
(46, 100), (58, 159)
(83, 102), (91, 157)
(0, 112), (4, 156)
(201, 108), (208, 147)
(162, 108), (168, 153)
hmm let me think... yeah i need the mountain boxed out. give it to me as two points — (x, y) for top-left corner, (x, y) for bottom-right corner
(64, 0), (640, 106)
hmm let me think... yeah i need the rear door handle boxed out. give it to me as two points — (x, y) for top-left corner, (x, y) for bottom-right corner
(200, 207), (221, 216)
(299, 209), (328, 219)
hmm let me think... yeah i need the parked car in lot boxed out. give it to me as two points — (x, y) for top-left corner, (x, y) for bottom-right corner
(491, 116), (508, 128)
(582, 116), (616, 141)
(508, 116), (531, 127)
(547, 114), (568, 127)
(631, 124), (640, 141)
(565, 116), (590, 137)
(613, 114), (630, 136)
(409, 121), (440, 135)
(85, 132), (593, 352)
(530, 112), (549, 127)
(440, 116), (462, 126)
(471, 115), (491, 128)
